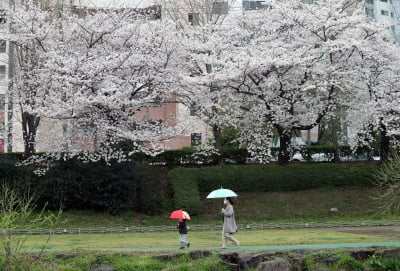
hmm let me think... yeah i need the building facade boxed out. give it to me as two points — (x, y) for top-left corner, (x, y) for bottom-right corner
(0, 0), (212, 153)
(242, 0), (400, 41)
(69, 0), (211, 150)
(365, 0), (400, 41)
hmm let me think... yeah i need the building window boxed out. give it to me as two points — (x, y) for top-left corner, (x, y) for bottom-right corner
(188, 13), (200, 26)
(212, 1), (229, 15)
(243, 0), (268, 10)
(391, 12), (394, 17)
(0, 94), (4, 109)
(366, 0), (374, 4)
(391, 25), (395, 34)
(0, 41), (5, 53)
(190, 103), (197, 116)
(0, 66), (6, 80)
(191, 133), (202, 146)
(381, 10), (389, 16)
(365, 8), (374, 18)
(380, 0), (387, 2)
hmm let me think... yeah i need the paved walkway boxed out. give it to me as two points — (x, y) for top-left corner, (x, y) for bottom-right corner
(55, 241), (399, 253)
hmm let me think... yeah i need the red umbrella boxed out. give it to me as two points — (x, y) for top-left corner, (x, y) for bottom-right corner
(169, 209), (191, 220)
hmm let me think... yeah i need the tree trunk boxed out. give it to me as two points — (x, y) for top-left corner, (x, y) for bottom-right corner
(212, 124), (223, 164)
(21, 112), (40, 159)
(276, 125), (292, 166)
(212, 124), (222, 152)
(331, 116), (340, 163)
(380, 120), (390, 162)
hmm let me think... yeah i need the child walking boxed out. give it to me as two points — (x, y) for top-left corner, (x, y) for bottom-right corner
(177, 219), (190, 249)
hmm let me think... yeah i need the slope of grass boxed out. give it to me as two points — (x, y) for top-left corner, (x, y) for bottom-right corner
(54, 187), (389, 228)
(202, 187), (380, 222)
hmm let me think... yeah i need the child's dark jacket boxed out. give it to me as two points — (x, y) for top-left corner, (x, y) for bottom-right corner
(177, 220), (187, 234)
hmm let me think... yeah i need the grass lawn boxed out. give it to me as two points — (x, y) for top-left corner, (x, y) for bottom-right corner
(21, 229), (390, 251)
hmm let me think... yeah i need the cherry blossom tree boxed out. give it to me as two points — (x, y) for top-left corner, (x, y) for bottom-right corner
(3, 1), (187, 164)
(1, 0), (56, 158)
(155, 0), (235, 27)
(346, 38), (400, 162)
(158, 0), (239, 156)
(44, 9), (184, 158)
(196, 0), (391, 165)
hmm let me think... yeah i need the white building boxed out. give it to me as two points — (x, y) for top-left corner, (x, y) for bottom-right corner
(365, 0), (400, 41)
(242, 0), (400, 41)
(73, 0), (153, 8)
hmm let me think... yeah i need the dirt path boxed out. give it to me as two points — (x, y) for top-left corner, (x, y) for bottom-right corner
(323, 226), (400, 241)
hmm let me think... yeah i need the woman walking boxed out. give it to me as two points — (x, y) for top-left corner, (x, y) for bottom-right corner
(221, 197), (240, 249)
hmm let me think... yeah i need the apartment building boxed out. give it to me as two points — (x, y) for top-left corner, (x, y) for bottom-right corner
(0, 0), (213, 154)
(242, 0), (400, 41)
(242, 0), (267, 10)
(365, 0), (400, 41)
(68, 0), (212, 150)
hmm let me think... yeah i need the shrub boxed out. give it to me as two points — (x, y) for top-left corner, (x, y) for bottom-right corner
(168, 168), (201, 215)
(302, 255), (316, 270)
(168, 164), (380, 215)
(372, 154), (400, 215)
(333, 254), (364, 271)
(136, 164), (163, 215)
(192, 164), (377, 192)
(33, 159), (138, 215)
(0, 155), (34, 189)
(0, 183), (62, 271)
(369, 254), (400, 271)
(1, 155), (165, 215)
(142, 145), (375, 167)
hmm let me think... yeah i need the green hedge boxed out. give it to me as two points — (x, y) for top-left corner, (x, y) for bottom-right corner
(35, 159), (140, 215)
(0, 145), (375, 168)
(142, 145), (374, 167)
(0, 156), (163, 215)
(168, 168), (201, 215)
(136, 164), (163, 215)
(197, 164), (378, 192)
(168, 164), (380, 215)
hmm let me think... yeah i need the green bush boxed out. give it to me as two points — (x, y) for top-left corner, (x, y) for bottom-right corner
(33, 159), (138, 215)
(372, 155), (400, 215)
(369, 254), (400, 271)
(0, 157), (163, 215)
(168, 164), (380, 215)
(222, 148), (248, 164)
(144, 145), (376, 167)
(334, 253), (364, 271)
(168, 168), (201, 215)
(195, 164), (378, 192)
(0, 155), (34, 188)
(136, 164), (163, 215)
